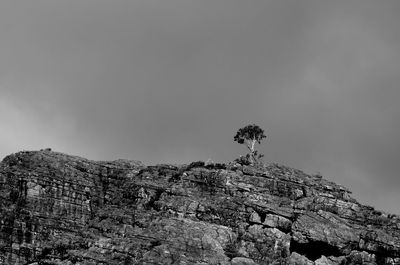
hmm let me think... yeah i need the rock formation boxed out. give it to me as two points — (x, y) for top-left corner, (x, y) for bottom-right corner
(0, 150), (399, 264)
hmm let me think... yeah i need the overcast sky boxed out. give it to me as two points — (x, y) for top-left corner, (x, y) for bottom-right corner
(1, 0), (400, 214)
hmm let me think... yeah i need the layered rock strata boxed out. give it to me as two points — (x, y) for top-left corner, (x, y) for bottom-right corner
(0, 150), (399, 264)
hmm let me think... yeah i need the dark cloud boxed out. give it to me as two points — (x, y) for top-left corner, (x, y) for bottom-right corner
(1, 0), (400, 214)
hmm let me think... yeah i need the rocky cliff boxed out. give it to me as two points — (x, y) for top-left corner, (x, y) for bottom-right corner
(0, 150), (399, 265)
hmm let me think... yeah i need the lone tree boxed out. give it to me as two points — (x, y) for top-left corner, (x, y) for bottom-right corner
(234, 124), (266, 165)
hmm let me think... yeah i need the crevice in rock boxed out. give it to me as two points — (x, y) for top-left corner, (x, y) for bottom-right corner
(259, 211), (267, 223)
(145, 189), (164, 211)
(290, 239), (342, 261)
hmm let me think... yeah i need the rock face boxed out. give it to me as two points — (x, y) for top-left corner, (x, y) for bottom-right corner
(0, 150), (400, 264)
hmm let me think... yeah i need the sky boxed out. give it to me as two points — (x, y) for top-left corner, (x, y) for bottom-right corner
(1, 0), (400, 214)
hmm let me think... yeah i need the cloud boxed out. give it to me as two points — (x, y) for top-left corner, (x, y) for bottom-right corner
(0, 93), (79, 160)
(0, 0), (400, 214)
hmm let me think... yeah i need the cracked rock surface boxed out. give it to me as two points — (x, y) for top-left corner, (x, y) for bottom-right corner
(0, 150), (400, 264)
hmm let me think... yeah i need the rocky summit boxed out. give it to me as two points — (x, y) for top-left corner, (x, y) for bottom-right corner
(0, 150), (400, 265)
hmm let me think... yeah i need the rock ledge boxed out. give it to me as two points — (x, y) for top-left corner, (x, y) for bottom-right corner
(0, 150), (399, 264)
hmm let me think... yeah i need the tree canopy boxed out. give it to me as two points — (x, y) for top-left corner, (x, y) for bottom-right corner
(234, 124), (266, 165)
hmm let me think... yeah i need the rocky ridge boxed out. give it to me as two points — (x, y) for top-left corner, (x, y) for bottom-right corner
(0, 150), (400, 264)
